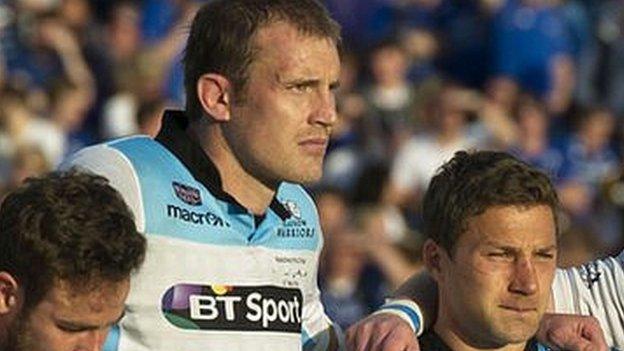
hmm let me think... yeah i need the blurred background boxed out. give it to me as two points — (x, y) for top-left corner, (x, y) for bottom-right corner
(1, 0), (623, 330)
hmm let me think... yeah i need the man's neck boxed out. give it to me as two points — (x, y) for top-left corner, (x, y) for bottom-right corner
(190, 124), (275, 215)
(434, 318), (528, 351)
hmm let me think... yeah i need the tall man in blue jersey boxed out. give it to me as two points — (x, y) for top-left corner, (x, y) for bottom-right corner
(63, 0), (342, 350)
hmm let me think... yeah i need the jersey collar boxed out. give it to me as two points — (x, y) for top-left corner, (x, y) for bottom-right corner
(155, 110), (291, 220)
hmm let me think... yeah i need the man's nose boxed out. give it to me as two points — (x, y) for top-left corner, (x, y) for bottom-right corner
(509, 256), (538, 296)
(310, 89), (337, 128)
(76, 329), (107, 351)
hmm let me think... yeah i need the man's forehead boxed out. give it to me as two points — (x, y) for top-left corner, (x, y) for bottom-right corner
(48, 278), (129, 309)
(253, 21), (337, 57)
(462, 205), (557, 246)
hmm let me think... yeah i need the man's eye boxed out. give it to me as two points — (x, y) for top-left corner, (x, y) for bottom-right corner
(289, 83), (313, 93)
(535, 252), (555, 260)
(488, 252), (512, 258)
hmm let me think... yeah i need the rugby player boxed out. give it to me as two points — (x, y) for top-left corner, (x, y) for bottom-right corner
(0, 171), (146, 351)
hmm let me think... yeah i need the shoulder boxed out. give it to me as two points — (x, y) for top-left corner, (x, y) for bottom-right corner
(61, 136), (168, 231)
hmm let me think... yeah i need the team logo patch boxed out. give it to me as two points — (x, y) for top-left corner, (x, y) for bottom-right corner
(283, 200), (302, 219)
(161, 283), (302, 333)
(172, 182), (202, 206)
(277, 199), (315, 238)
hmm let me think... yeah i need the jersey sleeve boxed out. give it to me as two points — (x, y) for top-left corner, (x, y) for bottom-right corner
(60, 143), (146, 232)
(551, 251), (624, 348)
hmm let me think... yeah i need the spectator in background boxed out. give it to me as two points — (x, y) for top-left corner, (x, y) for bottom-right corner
(48, 77), (94, 155)
(559, 107), (618, 213)
(0, 86), (65, 169)
(397, 0), (491, 88)
(139, 0), (198, 105)
(320, 223), (370, 330)
(101, 1), (195, 139)
(324, 0), (397, 56)
(588, 1), (624, 116)
(558, 107), (620, 247)
(508, 95), (565, 180)
(0, 171), (146, 351)
(388, 84), (505, 211)
(558, 0), (596, 111)
(490, 0), (575, 115)
(362, 40), (417, 159)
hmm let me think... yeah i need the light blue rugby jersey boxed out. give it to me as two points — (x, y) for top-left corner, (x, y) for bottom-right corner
(65, 111), (336, 351)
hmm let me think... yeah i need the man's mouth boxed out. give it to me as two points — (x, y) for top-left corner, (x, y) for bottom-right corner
(298, 137), (328, 155)
(499, 305), (537, 314)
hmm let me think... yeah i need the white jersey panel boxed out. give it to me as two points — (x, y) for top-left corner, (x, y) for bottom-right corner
(117, 235), (317, 350)
(552, 251), (624, 348)
(61, 143), (146, 232)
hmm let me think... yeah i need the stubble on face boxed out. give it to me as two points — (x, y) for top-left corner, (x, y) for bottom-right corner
(224, 21), (340, 187)
(4, 279), (129, 351)
(435, 205), (557, 349)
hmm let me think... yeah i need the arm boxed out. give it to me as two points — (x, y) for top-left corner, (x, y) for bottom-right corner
(345, 272), (435, 351)
(41, 21), (95, 105)
(346, 250), (624, 351)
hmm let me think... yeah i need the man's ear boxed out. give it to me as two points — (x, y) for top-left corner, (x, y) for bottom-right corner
(0, 272), (19, 314)
(197, 73), (233, 122)
(422, 239), (449, 283)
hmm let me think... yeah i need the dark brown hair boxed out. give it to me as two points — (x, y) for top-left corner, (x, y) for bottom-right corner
(183, 0), (341, 119)
(0, 170), (146, 309)
(422, 150), (560, 255)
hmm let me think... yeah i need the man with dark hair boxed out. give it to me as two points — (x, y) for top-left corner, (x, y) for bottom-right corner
(349, 151), (566, 351)
(0, 171), (146, 351)
(347, 152), (612, 351)
(418, 150), (559, 350)
(64, 0), (342, 349)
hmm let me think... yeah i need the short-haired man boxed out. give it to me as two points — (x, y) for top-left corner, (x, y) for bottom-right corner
(415, 151), (559, 350)
(64, 0), (342, 349)
(346, 152), (615, 350)
(0, 171), (146, 351)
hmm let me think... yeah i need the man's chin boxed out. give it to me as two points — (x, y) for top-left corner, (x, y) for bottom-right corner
(284, 165), (323, 185)
(491, 323), (538, 345)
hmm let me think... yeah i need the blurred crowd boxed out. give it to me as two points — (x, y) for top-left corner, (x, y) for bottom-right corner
(2, 0), (624, 331)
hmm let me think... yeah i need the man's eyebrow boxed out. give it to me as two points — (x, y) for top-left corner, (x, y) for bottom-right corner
(482, 241), (517, 249)
(56, 311), (125, 330)
(482, 242), (557, 251)
(282, 77), (319, 85)
(534, 245), (558, 252)
(56, 319), (99, 331)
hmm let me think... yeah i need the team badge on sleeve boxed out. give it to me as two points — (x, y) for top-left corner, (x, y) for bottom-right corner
(172, 182), (202, 206)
